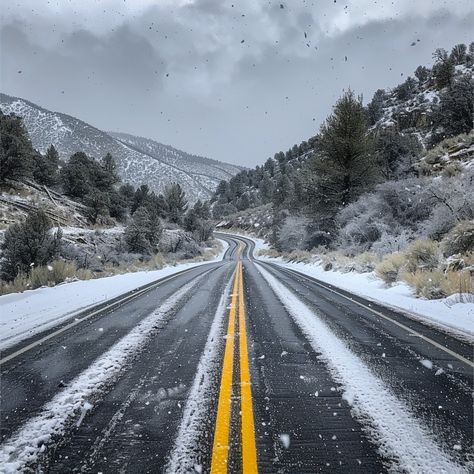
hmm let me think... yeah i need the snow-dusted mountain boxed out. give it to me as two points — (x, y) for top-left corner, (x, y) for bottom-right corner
(0, 93), (242, 201)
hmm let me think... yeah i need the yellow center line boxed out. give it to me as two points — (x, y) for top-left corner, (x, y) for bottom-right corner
(238, 261), (258, 473)
(211, 265), (240, 473)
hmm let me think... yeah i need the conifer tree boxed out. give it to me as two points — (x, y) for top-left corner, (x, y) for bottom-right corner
(304, 90), (378, 227)
(0, 111), (34, 182)
(164, 183), (188, 223)
(33, 145), (60, 186)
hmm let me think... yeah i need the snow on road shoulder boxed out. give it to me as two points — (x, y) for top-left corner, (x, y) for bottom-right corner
(268, 258), (474, 340)
(165, 277), (232, 473)
(0, 253), (225, 352)
(0, 274), (207, 473)
(256, 263), (467, 474)
(238, 233), (474, 340)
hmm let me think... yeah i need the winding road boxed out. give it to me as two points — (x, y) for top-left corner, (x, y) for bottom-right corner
(0, 234), (472, 473)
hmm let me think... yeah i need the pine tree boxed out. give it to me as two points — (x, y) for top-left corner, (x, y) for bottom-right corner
(33, 145), (60, 186)
(164, 183), (188, 223)
(450, 43), (467, 65)
(99, 153), (120, 190)
(0, 209), (62, 281)
(60, 152), (94, 198)
(131, 184), (151, 214)
(0, 111), (35, 182)
(430, 74), (474, 144)
(85, 190), (109, 224)
(304, 90), (378, 227)
(124, 206), (162, 254)
(432, 48), (455, 90)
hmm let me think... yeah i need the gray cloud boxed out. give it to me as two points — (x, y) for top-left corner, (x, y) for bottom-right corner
(1, 1), (473, 166)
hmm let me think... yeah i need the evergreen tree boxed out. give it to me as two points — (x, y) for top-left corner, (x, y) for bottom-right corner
(414, 66), (430, 84)
(304, 90), (378, 227)
(432, 48), (455, 89)
(124, 206), (162, 254)
(98, 153), (120, 190)
(131, 184), (151, 214)
(450, 43), (467, 65)
(366, 89), (386, 125)
(374, 130), (422, 179)
(119, 183), (135, 210)
(0, 111), (34, 182)
(430, 74), (474, 145)
(0, 209), (62, 281)
(108, 191), (127, 222)
(33, 145), (60, 186)
(84, 190), (109, 224)
(60, 152), (94, 198)
(164, 183), (188, 223)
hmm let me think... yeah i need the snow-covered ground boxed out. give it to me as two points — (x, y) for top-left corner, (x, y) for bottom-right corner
(238, 233), (474, 340)
(0, 240), (228, 352)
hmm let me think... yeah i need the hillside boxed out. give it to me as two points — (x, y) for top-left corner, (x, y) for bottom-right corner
(212, 47), (473, 220)
(0, 94), (242, 202)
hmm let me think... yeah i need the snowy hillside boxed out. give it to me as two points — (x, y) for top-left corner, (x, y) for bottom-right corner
(0, 93), (241, 202)
(370, 63), (474, 147)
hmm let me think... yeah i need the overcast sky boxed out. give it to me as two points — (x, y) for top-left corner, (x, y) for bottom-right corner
(1, 1), (473, 166)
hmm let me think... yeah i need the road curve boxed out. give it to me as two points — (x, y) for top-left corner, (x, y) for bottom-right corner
(0, 234), (472, 473)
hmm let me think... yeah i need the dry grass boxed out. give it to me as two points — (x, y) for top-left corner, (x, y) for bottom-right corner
(402, 269), (473, 299)
(376, 253), (406, 284)
(0, 259), (98, 295)
(404, 239), (439, 273)
(257, 248), (281, 258)
(353, 252), (380, 273)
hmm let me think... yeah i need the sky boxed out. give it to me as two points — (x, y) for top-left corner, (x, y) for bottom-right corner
(0, 1), (473, 167)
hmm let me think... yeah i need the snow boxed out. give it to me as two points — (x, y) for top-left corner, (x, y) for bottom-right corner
(270, 259), (474, 341)
(242, 234), (474, 340)
(279, 434), (291, 449)
(0, 247), (227, 352)
(165, 277), (232, 473)
(257, 264), (466, 473)
(0, 276), (205, 473)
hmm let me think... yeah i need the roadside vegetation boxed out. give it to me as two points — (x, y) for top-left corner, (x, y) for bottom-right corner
(0, 111), (218, 294)
(213, 44), (474, 300)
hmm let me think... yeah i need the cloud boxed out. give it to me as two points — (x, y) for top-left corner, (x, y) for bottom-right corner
(1, 1), (473, 166)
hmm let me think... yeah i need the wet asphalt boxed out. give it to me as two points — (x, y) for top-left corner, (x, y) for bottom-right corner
(1, 234), (472, 472)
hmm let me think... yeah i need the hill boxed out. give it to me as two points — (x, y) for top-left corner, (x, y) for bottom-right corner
(0, 94), (242, 202)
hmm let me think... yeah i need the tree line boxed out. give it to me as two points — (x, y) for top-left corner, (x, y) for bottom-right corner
(211, 43), (474, 252)
(0, 111), (214, 281)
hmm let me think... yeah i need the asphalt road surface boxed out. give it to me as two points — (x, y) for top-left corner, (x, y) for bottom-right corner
(0, 234), (472, 473)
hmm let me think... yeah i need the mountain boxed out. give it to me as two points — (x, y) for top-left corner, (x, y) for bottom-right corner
(0, 93), (242, 201)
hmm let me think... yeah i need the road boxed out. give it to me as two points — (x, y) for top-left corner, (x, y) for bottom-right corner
(0, 234), (472, 473)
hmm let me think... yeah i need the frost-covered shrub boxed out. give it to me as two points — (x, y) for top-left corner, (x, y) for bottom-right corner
(352, 253), (380, 273)
(404, 239), (440, 273)
(376, 179), (433, 230)
(376, 253), (406, 284)
(276, 216), (308, 252)
(442, 221), (474, 256)
(371, 230), (414, 256)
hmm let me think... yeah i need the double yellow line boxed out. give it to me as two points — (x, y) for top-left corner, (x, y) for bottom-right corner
(211, 260), (258, 473)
